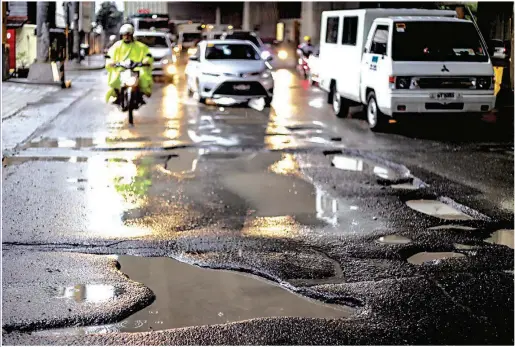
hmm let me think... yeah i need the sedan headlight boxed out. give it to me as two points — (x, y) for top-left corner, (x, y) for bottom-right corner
(188, 48), (197, 56)
(161, 58), (169, 65)
(173, 46), (180, 53)
(166, 65), (177, 75)
(261, 50), (271, 60)
(261, 70), (271, 79)
(278, 50), (288, 60)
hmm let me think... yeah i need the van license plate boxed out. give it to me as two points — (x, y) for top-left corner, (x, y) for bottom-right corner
(432, 92), (455, 100)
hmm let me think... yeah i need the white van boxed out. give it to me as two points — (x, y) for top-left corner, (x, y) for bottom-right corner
(318, 9), (496, 130)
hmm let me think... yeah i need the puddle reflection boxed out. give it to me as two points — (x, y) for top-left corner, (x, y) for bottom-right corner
(54, 284), (123, 303)
(377, 235), (412, 245)
(484, 229), (514, 249)
(407, 252), (466, 265)
(406, 200), (474, 221)
(332, 155), (406, 181)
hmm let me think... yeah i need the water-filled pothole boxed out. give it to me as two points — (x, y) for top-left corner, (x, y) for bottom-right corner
(407, 252), (466, 265)
(406, 200), (473, 220)
(484, 229), (514, 249)
(376, 235), (412, 245)
(36, 255), (355, 335)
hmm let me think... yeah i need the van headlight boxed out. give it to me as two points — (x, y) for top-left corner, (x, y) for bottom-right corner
(476, 76), (493, 90)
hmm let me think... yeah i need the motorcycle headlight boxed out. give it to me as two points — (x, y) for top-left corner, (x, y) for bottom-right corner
(173, 46), (180, 53)
(261, 70), (271, 79)
(124, 76), (138, 87)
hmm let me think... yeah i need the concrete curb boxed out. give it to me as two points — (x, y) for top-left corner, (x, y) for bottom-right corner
(65, 65), (105, 71)
(4, 79), (62, 87)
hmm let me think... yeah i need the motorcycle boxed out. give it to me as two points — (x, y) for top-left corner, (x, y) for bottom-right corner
(296, 49), (310, 80)
(113, 60), (149, 125)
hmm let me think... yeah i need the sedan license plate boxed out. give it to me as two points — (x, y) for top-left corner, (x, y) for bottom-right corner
(431, 92), (455, 100)
(233, 84), (251, 91)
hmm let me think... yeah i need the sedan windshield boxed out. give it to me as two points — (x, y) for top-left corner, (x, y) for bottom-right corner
(223, 33), (261, 48)
(392, 21), (488, 62)
(136, 36), (168, 48)
(205, 43), (260, 60)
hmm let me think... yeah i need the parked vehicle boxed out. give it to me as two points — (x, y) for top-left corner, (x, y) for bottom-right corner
(317, 8), (496, 131)
(488, 39), (507, 60)
(134, 31), (177, 82)
(113, 60), (149, 125)
(185, 40), (274, 105)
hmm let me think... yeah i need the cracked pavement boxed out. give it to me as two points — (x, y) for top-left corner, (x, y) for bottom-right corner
(1, 66), (514, 345)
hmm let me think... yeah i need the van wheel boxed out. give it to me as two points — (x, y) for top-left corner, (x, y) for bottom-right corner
(332, 85), (349, 118)
(366, 92), (386, 131)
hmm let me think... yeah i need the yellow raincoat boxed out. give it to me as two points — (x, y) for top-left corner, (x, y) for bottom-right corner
(105, 40), (154, 103)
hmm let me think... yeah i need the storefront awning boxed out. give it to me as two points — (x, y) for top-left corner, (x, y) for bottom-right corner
(7, 16), (28, 29)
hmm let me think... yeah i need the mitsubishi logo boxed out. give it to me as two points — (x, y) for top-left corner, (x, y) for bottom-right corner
(441, 65), (450, 72)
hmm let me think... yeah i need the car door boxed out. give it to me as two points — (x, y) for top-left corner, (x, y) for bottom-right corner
(360, 22), (391, 103)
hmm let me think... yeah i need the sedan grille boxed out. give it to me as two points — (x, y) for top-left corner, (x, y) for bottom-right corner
(213, 82), (267, 96)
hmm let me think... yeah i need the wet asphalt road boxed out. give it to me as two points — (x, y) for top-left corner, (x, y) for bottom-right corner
(2, 64), (514, 345)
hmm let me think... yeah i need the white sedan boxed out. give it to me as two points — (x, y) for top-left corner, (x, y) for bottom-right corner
(185, 40), (274, 105)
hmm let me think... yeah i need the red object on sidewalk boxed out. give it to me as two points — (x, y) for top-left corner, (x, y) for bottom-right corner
(7, 29), (16, 70)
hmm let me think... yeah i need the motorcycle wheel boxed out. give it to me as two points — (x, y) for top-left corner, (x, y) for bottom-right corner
(127, 89), (134, 125)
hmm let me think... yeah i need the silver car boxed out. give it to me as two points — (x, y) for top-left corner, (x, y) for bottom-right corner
(185, 40), (274, 105)
(134, 31), (178, 81)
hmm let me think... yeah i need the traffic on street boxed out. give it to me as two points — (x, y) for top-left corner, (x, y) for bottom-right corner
(2, 1), (514, 345)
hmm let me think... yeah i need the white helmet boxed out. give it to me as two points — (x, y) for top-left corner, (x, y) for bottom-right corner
(120, 24), (134, 35)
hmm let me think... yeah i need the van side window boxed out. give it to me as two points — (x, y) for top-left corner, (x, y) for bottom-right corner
(342, 17), (358, 46)
(325, 17), (340, 44)
(370, 25), (389, 55)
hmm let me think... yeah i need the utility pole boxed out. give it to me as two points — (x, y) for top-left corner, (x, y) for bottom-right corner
(71, 1), (79, 63)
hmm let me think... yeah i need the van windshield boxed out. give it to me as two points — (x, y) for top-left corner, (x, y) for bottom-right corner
(392, 21), (488, 62)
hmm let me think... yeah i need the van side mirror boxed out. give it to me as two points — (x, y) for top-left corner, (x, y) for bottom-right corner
(364, 47), (368, 53)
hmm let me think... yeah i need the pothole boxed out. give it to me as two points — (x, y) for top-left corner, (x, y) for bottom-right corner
(376, 235), (412, 245)
(331, 155), (407, 181)
(407, 252), (466, 265)
(35, 255), (355, 335)
(484, 229), (514, 249)
(406, 200), (474, 220)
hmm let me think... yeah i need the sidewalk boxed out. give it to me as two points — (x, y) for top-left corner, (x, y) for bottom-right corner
(2, 83), (60, 121)
(65, 54), (105, 71)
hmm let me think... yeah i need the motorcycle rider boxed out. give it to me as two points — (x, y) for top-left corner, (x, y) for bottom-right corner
(298, 36), (314, 58)
(105, 24), (153, 105)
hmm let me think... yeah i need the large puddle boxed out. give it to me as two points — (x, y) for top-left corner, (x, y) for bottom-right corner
(406, 200), (474, 220)
(35, 255), (354, 335)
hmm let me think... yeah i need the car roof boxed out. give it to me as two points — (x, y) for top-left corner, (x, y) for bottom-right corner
(203, 39), (256, 45)
(387, 16), (471, 23)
